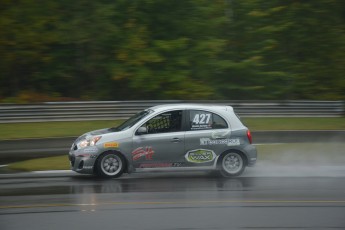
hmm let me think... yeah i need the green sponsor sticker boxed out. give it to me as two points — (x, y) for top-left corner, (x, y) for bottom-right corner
(185, 149), (216, 163)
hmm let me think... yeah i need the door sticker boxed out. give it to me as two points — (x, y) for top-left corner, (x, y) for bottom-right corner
(103, 142), (119, 148)
(185, 149), (216, 163)
(132, 146), (154, 161)
(138, 162), (183, 168)
(200, 138), (240, 146)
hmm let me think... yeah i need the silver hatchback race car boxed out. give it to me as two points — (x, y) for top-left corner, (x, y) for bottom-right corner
(69, 104), (257, 178)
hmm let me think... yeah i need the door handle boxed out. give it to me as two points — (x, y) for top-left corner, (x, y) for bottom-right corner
(171, 138), (181, 143)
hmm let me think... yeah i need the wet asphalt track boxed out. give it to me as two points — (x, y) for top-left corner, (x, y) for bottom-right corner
(1, 164), (345, 230)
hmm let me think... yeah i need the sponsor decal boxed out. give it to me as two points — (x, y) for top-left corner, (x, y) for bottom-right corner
(200, 138), (240, 146)
(185, 149), (216, 163)
(103, 142), (119, 148)
(139, 163), (171, 168)
(83, 166), (93, 169)
(83, 147), (98, 153)
(139, 162), (183, 168)
(132, 146), (154, 161)
(172, 162), (183, 167)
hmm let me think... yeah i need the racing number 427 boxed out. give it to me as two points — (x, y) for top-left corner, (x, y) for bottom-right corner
(193, 113), (211, 124)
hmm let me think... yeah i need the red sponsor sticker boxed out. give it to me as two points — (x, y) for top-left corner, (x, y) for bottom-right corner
(132, 146), (154, 161)
(139, 163), (172, 168)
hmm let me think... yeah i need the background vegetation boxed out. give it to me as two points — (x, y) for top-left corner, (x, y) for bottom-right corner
(1, 0), (344, 102)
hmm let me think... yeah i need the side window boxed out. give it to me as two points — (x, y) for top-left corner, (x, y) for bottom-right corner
(189, 110), (228, 130)
(144, 110), (183, 134)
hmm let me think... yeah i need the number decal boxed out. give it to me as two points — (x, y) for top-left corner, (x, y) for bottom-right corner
(193, 113), (211, 124)
(193, 114), (200, 124)
(205, 114), (211, 124)
(199, 114), (206, 124)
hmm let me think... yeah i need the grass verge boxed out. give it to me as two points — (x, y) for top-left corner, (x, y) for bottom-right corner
(7, 155), (70, 172)
(0, 117), (344, 140)
(6, 142), (345, 172)
(241, 117), (345, 131)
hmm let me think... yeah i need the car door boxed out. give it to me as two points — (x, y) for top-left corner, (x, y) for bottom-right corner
(132, 110), (185, 168)
(184, 110), (231, 166)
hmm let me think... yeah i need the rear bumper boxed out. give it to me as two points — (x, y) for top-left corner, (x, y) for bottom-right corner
(244, 144), (257, 166)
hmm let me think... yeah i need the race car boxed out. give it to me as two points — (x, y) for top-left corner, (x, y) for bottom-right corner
(69, 104), (257, 178)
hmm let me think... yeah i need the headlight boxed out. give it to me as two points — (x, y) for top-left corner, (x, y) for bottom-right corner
(77, 136), (102, 149)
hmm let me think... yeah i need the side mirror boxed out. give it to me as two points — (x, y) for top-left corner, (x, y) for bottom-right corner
(136, 126), (147, 135)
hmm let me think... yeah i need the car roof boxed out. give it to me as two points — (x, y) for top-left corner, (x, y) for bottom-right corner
(148, 104), (234, 113)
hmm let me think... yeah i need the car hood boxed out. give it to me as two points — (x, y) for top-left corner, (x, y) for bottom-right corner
(89, 128), (113, 136)
(75, 128), (115, 142)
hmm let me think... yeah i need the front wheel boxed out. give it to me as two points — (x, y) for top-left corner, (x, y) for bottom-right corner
(96, 153), (125, 178)
(218, 152), (246, 177)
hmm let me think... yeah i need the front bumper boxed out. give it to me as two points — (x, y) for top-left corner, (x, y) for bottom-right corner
(69, 147), (100, 174)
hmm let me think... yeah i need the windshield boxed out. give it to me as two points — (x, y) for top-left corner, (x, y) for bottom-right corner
(110, 109), (153, 131)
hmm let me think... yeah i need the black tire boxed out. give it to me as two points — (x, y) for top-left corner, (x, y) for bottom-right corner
(218, 151), (246, 177)
(95, 152), (125, 178)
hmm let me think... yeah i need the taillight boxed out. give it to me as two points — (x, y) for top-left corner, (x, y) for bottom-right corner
(247, 130), (252, 144)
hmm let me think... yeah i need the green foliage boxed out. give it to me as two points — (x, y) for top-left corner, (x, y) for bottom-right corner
(0, 0), (344, 101)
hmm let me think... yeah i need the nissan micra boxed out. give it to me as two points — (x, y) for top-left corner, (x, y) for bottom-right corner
(69, 104), (257, 178)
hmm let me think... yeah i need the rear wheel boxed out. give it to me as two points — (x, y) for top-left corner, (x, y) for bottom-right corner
(96, 153), (125, 178)
(218, 152), (246, 177)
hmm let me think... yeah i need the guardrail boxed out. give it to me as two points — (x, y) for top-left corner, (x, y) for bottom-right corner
(0, 100), (343, 123)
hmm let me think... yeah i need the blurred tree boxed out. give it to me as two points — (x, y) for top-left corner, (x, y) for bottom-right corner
(0, 0), (344, 101)
(214, 0), (345, 100)
(111, 0), (226, 99)
(0, 0), (59, 98)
